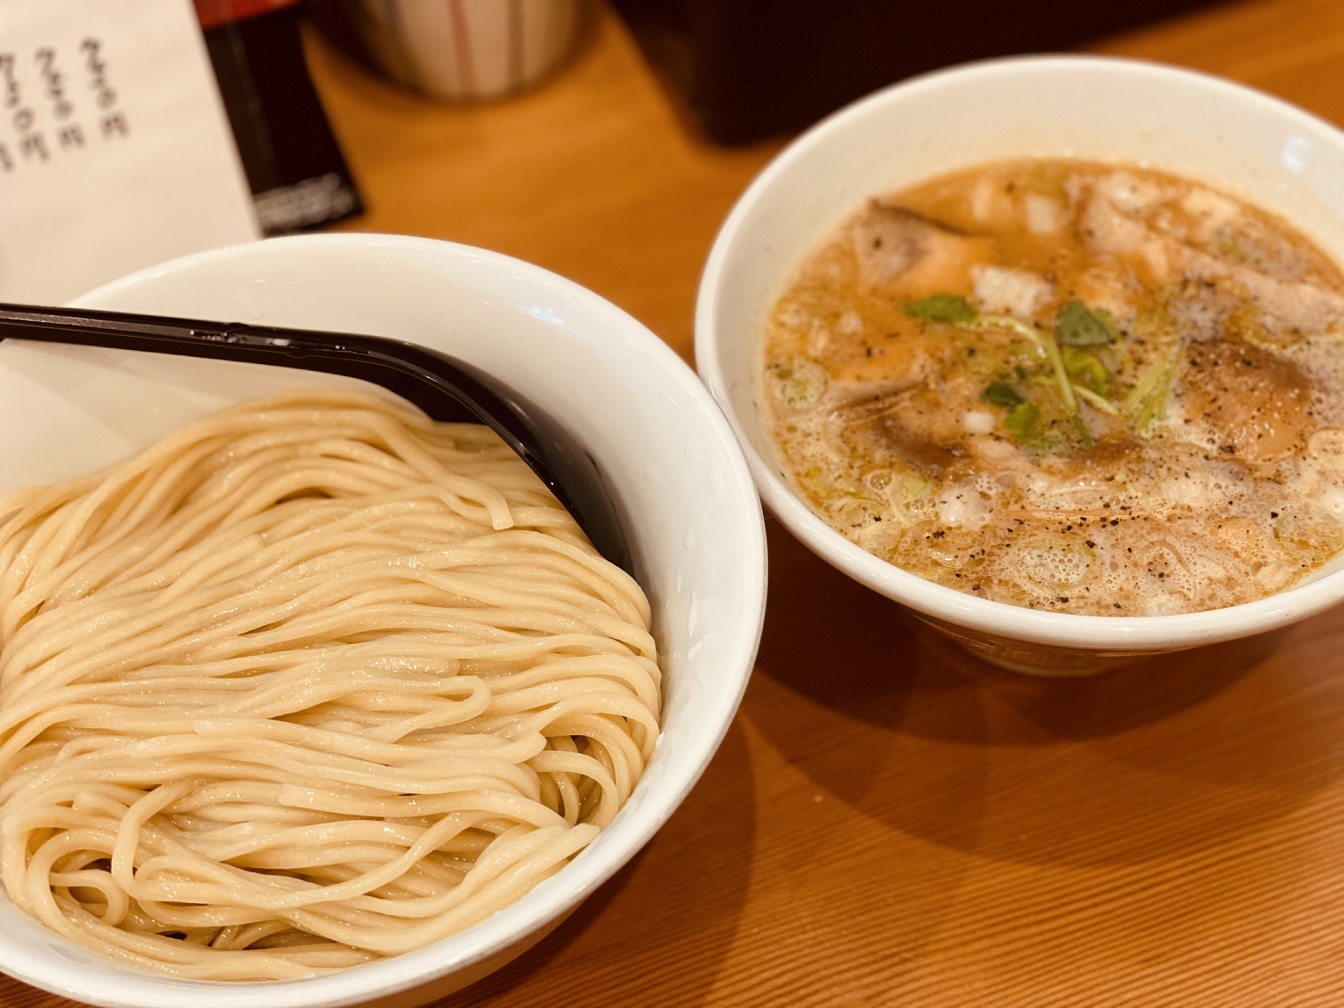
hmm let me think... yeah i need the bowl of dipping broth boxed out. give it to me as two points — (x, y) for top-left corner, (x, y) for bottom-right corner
(0, 233), (766, 1006)
(696, 54), (1344, 675)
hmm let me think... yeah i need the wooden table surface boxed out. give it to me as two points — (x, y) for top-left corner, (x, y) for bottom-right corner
(10, 1), (1344, 1005)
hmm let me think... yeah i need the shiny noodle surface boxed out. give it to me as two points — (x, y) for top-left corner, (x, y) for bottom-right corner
(0, 389), (660, 980)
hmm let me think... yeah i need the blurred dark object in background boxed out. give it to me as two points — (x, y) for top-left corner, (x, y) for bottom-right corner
(195, 0), (362, 234)
(611, 0), (1224, 145)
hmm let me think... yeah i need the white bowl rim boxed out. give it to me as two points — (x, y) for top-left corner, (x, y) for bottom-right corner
(695, 52), (1344, 651)
(0, 232), (768, 1008)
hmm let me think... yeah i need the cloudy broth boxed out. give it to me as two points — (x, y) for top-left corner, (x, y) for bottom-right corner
(764, 159), (1344, 615)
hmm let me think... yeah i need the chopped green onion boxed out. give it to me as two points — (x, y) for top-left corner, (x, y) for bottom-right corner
(1041, 338), (1079, 415)
(768, 358), (827, 409)
(1062, 346), (1112, 396)
(975, 314), (1078, 416)
(1122, 343), (1182, 432)
(976, 313), (1043, 345)
(1069, 414), (1094, 447)
(1072, 384), (1118, 415)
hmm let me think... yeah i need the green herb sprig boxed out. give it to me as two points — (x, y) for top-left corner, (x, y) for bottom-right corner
(905, 293), (1140, 447)
(904, 294), (977, 324)
(909, 295), (1089, 442)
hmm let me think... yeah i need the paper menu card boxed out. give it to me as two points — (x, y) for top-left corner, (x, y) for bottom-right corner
(0, 0), (261, 306)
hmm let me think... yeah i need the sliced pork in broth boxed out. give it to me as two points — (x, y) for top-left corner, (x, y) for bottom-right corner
(764, 159), (1344, 615)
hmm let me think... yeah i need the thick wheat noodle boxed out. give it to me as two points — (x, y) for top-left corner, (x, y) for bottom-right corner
(0, 388), (660, 980)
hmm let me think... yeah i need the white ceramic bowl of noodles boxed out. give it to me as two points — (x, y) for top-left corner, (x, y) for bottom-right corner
(0, 233), (766, 1006)
(696, 54), (1344, 675)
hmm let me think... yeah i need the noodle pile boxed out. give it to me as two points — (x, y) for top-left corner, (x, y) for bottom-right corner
(0, 389), (660, 980)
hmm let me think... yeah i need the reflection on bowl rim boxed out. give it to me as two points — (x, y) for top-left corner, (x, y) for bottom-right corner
(695, 53), (1344, 654)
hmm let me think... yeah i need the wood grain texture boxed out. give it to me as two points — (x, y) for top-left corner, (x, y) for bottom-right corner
(7, 1), (1344, 1005)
